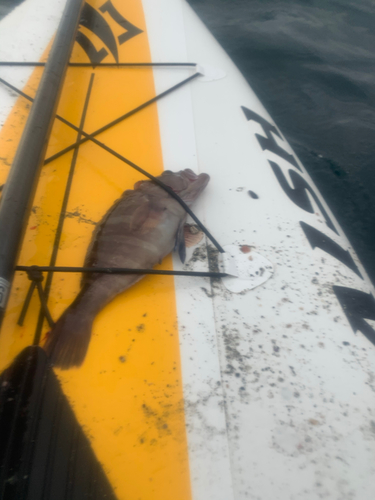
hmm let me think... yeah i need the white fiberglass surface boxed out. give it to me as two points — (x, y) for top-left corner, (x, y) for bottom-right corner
(0, 0), (66, 131)
(145, 0), (375, 499)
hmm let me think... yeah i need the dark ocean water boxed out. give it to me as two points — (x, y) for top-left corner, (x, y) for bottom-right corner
(1, 0), (374, 283)
(188, 0), (375, 284)
(0, 0), (23, 20)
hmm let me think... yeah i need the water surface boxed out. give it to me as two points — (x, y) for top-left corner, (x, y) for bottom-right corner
(188, 0), (375, 283)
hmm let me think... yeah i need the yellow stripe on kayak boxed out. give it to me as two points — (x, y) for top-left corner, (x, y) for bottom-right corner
(0, 1), (192, 499)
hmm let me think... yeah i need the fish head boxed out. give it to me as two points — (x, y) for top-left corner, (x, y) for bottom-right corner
(159, 169), (210, 205)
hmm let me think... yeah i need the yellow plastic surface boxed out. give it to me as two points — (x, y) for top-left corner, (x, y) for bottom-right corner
(0, 1), (191, 498)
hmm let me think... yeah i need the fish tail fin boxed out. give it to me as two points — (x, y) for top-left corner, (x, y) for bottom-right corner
(44, 290), (93, 369)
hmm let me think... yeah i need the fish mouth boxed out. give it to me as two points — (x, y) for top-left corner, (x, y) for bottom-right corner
(182, 169), (210, 185)
(183, 169), (199, 181)
(164, 168), (207, 182)
(180, 170), (210, 203)
(159, 169), (210, 202)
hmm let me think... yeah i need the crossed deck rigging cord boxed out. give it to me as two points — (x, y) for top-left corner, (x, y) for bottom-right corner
(0, 64), (226, 337)
(0, 72), (223, 252)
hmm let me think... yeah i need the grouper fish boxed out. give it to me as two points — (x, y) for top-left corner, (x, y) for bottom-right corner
(44, 169), (210, 369)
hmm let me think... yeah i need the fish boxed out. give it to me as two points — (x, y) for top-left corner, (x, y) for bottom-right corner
(44, 169), (210, 369)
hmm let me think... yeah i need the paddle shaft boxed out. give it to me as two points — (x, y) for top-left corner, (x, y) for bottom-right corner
(0, 0), (85, 328)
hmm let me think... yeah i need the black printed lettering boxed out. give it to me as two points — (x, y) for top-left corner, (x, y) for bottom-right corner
(300, 222), (362, 277)
(76, 31), (108, 65)
(100, 1), (143, 45)
(333, 286), (375, 345)
(242, 106), (301, 171)
(269, 161), (338, 234)
(78, 2), (119, 63)
(242, 104), (372, 346)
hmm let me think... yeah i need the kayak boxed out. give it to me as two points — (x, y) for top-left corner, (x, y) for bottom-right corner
(1, 1), (375, 499)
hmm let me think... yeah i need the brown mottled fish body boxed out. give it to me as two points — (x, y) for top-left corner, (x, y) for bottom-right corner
(44, 169), (209, 368)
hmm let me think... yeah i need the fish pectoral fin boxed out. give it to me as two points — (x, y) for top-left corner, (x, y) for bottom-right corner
(175, 223), (186, 263)
(184, 224), (204, 248)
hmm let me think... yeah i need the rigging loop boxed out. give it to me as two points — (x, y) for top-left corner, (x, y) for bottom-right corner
(18, 267), (55, 330)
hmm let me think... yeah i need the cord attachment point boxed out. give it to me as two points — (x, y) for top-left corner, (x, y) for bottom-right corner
(18, 267), (55, 329)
